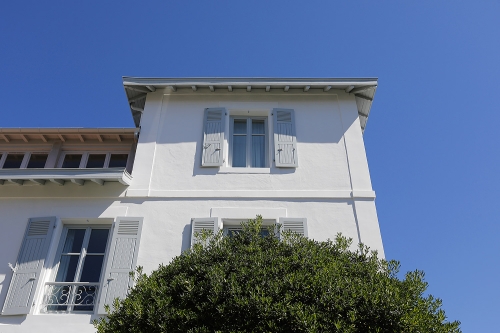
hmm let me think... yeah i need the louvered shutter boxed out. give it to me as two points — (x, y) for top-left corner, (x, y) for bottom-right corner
(201, 108), (226, 167)
(191, 217), (219, 247)
(278, 218), (308, 239)
(273, 108), (298, 167)
(97, 217), (143, 314)
(2, 217), (56, 315)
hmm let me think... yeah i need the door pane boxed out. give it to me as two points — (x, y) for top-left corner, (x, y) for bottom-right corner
(3, 153), (24, 168)
(252, 120), (265, 134)
(61, 154), (82, 168)
(87, 229), (109, 253)
(62, 229), (85, 253)
(26, 154), (48, 168)
(86, 154), (106, 168)
(55, 255), (80, 282)
(79, 255), (105, 282)
(251, 136), (265, 167)
(233, 119), (247, 134)
(232, 136), (246, 167)
(108, 154), (128, 168)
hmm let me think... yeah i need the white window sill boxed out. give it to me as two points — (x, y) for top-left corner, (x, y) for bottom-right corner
(219, 167), (271, 174)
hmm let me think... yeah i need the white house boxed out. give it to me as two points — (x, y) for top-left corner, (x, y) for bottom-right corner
(0, 77), (383, 332)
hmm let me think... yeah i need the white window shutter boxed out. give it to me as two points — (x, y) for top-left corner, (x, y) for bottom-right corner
(191, 217), (219, 247)
(97, 217), (143, 315)
(201, 108), (226, 167)
(273, 108), (298, 167)
(278, 217), (308, 239)
(1, 217), (56, 315)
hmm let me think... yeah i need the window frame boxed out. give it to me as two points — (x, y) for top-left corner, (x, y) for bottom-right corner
(0, 152), (30, 169)
(25, 152), (50, 168)
(222, 218), (276, 237)
(57, 152), (129, 169)
(228, 116), (269, 168)
(42, 224), (112, 314)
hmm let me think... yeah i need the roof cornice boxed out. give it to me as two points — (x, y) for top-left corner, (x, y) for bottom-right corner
(122, 77), (378, 132)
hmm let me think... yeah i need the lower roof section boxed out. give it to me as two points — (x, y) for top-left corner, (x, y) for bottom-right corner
(0, 167), (132, 186)
(0, 128), (139, 144)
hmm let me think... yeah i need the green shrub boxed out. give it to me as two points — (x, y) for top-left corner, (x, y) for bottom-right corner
(94, 216), (460, 333)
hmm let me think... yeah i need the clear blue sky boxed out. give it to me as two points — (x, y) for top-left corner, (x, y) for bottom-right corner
(1, 1), (499, 331)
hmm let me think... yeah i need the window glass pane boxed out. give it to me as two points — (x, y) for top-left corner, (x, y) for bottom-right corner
(225, 227), (242, 237)
(3, 153), (24, 168)
(87, 229), (109, 253)
(251, 136), (266, 167)
(61, 154), (82, 168)
(259, 228), (270, 237)
(225, 227), (270, 238)
(79, 255), (105, 282)
(62, 229), (85, 253)
(252, 120), (265, 134)
(26, 154), (48, 168)
(85, 154), (106, 168)
(232, 136), (246, 167)
(233, 119), (247, 134)
(55, 255), (80, 282)
(108, 154), (128, 168)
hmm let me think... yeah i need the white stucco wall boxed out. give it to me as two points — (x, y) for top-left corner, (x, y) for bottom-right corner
(0, 88), (384, 332)
(128, 90), (373, 196)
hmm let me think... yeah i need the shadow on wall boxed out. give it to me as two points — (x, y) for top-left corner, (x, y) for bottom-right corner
(189, 104), (358, 176)
(181, 223), (191, 253)
(0, 315), (26, 325)
(151, 99), (359, 177)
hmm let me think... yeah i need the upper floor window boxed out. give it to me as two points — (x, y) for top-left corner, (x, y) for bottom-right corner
(2, 153), (25, 168)
(27, 153), (49, 168)
(0, 152), (49, 169)
(201, 107), (298, 168)
(230, 117), (267, 168)
(59, 152), (128, 169)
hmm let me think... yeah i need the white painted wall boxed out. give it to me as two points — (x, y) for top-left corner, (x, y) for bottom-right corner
(0, 89), (384, 332)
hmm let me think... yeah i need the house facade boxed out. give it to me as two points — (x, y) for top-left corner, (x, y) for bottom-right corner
(0, 77), (383, 332)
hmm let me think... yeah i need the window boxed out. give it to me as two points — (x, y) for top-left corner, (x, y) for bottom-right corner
(1, 217), (143, 316)
(223, 224), (272, 238)
(26, 153), (48, 168)
(0, 152), (50, 169)
(1, 153), (25, 168)
(230, 117), (267, 168)
(201, 107), (298, 168)
(59, 152), (128, 169)
(108, 154), (128, 168)
(42, 226), (110, 313)
(191, 217), (307, 248)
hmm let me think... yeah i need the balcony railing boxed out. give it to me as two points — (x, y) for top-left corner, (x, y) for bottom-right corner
(0, 167), (132, 186)
(41, 282), (100, 313)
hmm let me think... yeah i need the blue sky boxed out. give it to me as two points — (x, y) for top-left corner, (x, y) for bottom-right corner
(1, 1), (499, 330)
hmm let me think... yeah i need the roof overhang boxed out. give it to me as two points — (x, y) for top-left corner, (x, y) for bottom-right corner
(122, 77), (378, 132)
(0, 168), (132, 186)
(0, 128), (139, 144)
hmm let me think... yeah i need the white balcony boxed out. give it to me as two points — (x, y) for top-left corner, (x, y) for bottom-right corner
(0, 167), (132, 186)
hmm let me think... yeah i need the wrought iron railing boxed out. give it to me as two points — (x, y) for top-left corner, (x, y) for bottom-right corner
(41, 282), (99, 312)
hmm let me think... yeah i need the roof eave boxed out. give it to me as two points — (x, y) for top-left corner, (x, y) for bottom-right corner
(122, 77), (378, 132)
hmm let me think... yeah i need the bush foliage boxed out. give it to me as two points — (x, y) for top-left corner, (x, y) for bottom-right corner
(94, 216), (461, 333)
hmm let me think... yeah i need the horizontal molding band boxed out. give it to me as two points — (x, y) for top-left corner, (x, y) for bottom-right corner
(126, 189), (376, 199)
